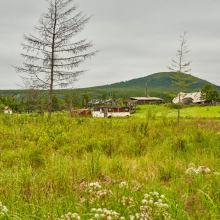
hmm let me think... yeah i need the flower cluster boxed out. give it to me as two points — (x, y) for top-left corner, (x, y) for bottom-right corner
(90, 208), (121, 220)
(0, 202), (8, 216)
(186, 163), (211, 175)
(86, 182), (102, 193)
(142, 192), (169, 208)
(119, 182), (128, 189)
(131, 183), (143, 192)
(86, 182), (114, 204)
(128, 192), (172, 220)
(58, 212), (80, 220)
(120, 196), (134, 206)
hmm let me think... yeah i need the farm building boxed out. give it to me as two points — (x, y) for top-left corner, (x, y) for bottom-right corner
(130, 83), (163, 104)
(93, 106), (130, 118)
(172, 92), (205, 104)
(130, 97), (163, 104)
(4, 107), (12, 114)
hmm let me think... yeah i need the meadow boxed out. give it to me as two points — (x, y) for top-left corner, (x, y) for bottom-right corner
(0, 105), (220, 219)
(133, 104), (220, 119)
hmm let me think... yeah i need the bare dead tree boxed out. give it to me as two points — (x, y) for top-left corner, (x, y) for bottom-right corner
(15, 0), (97, 116)
(168, 31), (196, 123)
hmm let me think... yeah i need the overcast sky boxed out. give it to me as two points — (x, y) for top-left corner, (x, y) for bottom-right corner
(0, 0), (220, 89)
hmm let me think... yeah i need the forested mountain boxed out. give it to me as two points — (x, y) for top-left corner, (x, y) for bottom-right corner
(1, 72), (220, 102)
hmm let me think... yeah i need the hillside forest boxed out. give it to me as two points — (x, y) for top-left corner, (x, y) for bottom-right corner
(1, 72), (220, 111)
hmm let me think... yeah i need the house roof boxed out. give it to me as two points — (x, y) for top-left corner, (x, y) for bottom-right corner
(131, 97), (163, 101)
(4, 107), (12, 111)
(172, 92), (205, 104)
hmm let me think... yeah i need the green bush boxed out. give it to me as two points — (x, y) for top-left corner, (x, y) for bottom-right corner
(28, 148), (46, 167)
(167, 103), (185, 109)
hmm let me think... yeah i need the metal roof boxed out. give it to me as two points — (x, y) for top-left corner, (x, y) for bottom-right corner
(172, 92), (205, 104)
(131, 97), (163, 101)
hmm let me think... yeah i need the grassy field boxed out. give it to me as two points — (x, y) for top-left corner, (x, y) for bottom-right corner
(133, 104), (220, 119)
(0, 106), (220, 219)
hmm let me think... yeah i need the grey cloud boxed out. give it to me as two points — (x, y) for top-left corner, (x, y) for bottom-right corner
(0, 0), (220, 89)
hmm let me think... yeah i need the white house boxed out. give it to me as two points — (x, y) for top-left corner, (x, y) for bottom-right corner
(4, 107), (12, 114)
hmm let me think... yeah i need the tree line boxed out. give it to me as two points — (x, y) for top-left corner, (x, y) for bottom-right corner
(0, 91), (127, 112)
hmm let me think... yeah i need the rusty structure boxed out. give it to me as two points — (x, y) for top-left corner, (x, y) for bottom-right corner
(71, 109), (92, 117)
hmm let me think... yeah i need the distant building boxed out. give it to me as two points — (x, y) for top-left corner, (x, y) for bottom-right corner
(172, 92), (205, 104)
(93, 106), (130, 118)
(130, 97), (163, 104)
(130, 82), (163, 104)
(4, 107), (12, 114)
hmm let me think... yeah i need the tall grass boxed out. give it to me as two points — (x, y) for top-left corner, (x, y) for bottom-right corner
(0, 112), (220, 219)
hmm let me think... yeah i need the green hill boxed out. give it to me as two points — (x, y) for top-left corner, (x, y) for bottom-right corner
(73, 72), (220, 100)
(1, 72), (220, 101)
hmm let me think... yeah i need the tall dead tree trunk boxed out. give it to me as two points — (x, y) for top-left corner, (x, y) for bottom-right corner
(168, 31), (195, 123)
(14, 0), (98, 117)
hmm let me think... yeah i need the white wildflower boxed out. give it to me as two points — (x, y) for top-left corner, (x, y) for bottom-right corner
(88, 182), (101, 190)
(197, 166), (211, 173)
(130, 215), (135, 220)
(0, 202), (8, 216)
(149, 200), (153, 204)
(95, 213), (99, 219)
(112, 211), (119, 216)
(144, 194), (150, 198)
(142, 199), (148, 204)
(153, 192), (159, 196)
(188, 163), (196, 168)
(119, 181), (128, 188)
(186, 167), (198, 175)
(155, 202), (163, 207)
